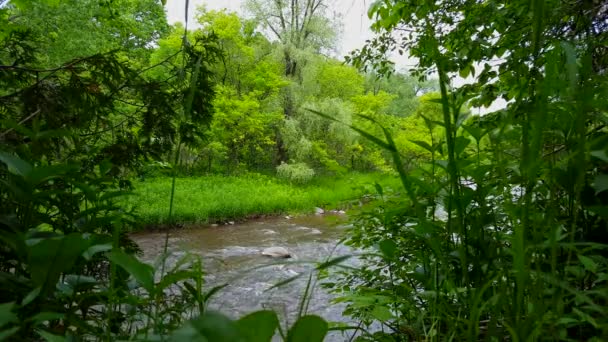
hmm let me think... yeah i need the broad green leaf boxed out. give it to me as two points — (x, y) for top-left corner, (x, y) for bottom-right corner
(236, 310), (278, 342)
(36, 329), (66, 342)
(286, 315), (328, 342)
(454, 136), (471, 156)
(593, 174), (608, 194)
(107, 250), (154, 293)
(0, 327), (19, 340)
(379, 239), (397, 259)
(171, 312), (242, 342)
(371, 305), (393, 321)
(28, 234), (90, 295)
(591, 150), (608, 162)
(0, 152), (32, 177)
(0, 303), (17, 327)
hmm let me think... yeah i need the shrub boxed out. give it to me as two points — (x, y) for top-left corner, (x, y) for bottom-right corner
(276, 162), (316, 184)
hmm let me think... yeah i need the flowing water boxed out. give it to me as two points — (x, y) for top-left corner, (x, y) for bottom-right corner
(131, 215), (359, 341)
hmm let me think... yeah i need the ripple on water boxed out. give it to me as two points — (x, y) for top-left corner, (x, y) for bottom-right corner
(131, 216), (364, 341)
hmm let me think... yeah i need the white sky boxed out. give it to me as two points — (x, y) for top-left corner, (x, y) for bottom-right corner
(165, 0), (374, 58)
(164, 0), (506, 114)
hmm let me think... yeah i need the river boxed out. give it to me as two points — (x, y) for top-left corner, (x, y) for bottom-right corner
(131, 215), (359, 341)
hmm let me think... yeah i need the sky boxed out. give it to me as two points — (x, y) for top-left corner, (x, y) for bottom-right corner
(165, 0), (374, 59)
(164, 0), (506, 114)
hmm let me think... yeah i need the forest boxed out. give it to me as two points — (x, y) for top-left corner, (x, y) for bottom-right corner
(0, 0), (606, 341)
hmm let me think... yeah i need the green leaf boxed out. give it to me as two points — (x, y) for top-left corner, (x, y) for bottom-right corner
(286, 315), (328, 342)
(82, 243), (112, 261)
(317, 255), (352, 270)
(171, 312), (242, 342)
(0, 326), (19, 340)
(0, 152), (32, 177)
(21, 287), (41, 306)
(29, 312), (65, 324)
(374, 182), (383, 197)
(0, 303), (17, 327)
(371, 305), (394, 321)
(379, 239), (397, 260)
(266, 274), (302, 291)
(236, 310), (278, 342)
(410, 140), (434, 153)
(593, 174), (608, 194)
(454, 136), (471, 156)
(591, 150), (608, 162)
(157, 270), (197, 292)
(28, 234), (90, 295)
(36, 329), (66, 342)
(203, 283), (229, 303)
(107, 250), (154, 293)
(578, 255), (598, 273)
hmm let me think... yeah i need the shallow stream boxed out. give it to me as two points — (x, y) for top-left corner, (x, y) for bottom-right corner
(131, 215), (358, 340)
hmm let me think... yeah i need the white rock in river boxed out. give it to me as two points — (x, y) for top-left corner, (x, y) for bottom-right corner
(261, 247), (291, 258)
(314, 207), (325, 215)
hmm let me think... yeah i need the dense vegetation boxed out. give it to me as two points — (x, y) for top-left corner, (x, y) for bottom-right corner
(0, 0), (606, 341)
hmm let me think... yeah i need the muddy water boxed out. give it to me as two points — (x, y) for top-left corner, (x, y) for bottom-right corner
(131, 215), (358, 340)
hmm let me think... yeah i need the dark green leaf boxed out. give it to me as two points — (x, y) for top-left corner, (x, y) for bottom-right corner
(171, 312), (242, 342)
(286, 315), (328, 342)
(578, 255), (598, 273)
(21, 287), (41, 306)
(0, 152), (31, 177)
(379, 240), (397, 260)
(236, 310), (278, 342)
(36, 329), (66, 342)
(0, 303), (17, 327)
(28, 234), (90, 295)
(0, 327), (19, 340)
(107, 250), (154, 293)
(593, 174), (608, 194)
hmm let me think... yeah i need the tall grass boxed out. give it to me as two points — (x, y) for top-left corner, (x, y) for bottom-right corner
(125, 173), (401, 226)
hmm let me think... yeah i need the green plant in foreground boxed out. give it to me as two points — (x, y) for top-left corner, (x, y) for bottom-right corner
(325, 0), (608, 341)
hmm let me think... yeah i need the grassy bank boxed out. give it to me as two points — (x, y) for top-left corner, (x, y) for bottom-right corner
(125, 172), (400, 226)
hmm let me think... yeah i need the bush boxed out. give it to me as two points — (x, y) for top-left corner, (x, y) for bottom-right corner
(276, 162), (316, 184)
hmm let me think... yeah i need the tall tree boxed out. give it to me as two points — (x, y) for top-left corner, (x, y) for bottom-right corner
(245, 0), (338, 163)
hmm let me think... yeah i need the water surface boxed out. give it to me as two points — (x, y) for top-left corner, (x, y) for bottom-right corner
(131, 215), (357, 340)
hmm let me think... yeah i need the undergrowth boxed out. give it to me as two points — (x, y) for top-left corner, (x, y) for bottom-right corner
(126, 173), (401, 226)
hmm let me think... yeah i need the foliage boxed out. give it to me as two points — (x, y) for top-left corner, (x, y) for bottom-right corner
(327, 0), (608, 341)
(125, 173), (402, 225)
(276, 162), (316, 184)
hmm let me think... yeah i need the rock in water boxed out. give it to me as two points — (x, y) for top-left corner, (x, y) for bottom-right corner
(262, 247), (291, 258)
(315, 207), (325, 215)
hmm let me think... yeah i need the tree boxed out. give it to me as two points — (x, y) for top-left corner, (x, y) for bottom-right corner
(245, 0), (339, 164)
(9, 0), (168, 67)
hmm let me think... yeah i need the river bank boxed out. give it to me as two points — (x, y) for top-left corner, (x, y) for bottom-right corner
(125, 172), (399, 229)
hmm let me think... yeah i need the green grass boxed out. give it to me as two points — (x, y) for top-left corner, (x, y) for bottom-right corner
(125, 172), (400, 226)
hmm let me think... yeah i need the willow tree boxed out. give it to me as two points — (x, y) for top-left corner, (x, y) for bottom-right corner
(245, 0), (338, 163)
